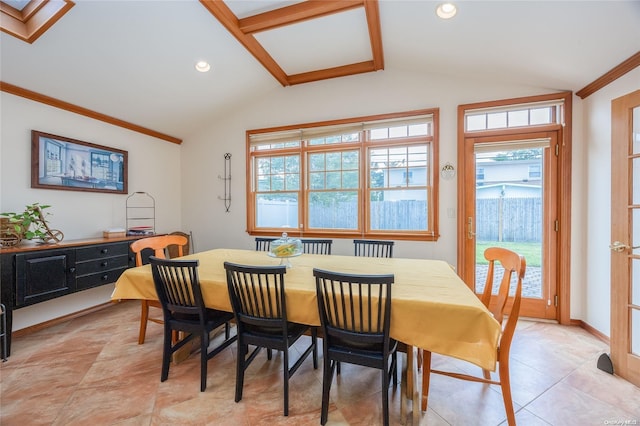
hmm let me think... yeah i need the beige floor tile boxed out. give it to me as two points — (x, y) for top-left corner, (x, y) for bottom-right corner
(1, 300), (638, 426)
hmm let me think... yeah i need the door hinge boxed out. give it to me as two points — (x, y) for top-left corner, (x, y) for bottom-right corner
(555, 219), (559, 232)
(554, 294), (558, 307)
(555, 144), (559, 156)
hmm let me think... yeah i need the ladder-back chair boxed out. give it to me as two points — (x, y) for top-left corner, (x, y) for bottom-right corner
(313, 268), (398, 426)
(130, 234), (188, 344)
(421, 247), (526, 426)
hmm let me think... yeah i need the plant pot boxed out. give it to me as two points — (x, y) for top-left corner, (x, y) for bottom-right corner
(0, 217), (23, 247)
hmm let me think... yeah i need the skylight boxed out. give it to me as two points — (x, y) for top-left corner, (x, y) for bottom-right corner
(0, 0), (75, 44)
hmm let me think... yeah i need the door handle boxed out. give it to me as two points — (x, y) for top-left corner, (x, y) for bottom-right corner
(609, 241), (640, 252)
(467, 217), (476, 240)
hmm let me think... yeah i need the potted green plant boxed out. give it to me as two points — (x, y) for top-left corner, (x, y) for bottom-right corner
(0, 203), (63, 245)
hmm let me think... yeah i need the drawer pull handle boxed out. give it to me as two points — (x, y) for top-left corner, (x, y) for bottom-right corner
(101, 249), (108, 254)
(102, 274), (109, 280)
(101, 262), (108, 267)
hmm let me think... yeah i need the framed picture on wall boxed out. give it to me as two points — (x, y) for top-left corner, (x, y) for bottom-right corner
(31, 130), (128, 194)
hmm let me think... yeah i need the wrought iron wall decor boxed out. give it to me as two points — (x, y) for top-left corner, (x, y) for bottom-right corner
(218, 153), (231, 212)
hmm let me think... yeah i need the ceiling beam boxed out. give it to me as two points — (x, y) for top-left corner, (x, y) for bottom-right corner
(200, 0), (289, 86)
(0, 82), (182, 144)
(288, 61), (376, 86)
(363, 0), (384, 70)
(237, 1), (363, 34)
(201, 0), (383, 87)
(576, 51), (640, 99)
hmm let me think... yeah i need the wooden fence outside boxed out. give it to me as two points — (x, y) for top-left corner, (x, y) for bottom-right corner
(258, 198), (539, 241)
(258, 200), (428, 230)
(476, 197), (542, 242)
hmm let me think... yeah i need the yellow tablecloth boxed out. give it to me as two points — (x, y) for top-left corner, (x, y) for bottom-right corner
(112, 248), (501, 371)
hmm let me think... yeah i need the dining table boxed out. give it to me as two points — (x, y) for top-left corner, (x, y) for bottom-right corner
(111, 248), (501, 422)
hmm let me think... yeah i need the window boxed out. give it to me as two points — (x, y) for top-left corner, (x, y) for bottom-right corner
(465, 101), (562, 132)
(529, 164), (541, 179)
(247, 109), (439, 240)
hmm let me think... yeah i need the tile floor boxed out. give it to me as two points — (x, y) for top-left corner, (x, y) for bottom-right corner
(1, 300), (639, 425)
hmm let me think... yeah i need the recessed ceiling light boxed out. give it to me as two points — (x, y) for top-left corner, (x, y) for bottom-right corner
(195, 61), (211, 73)
(436, 2), (457, 19)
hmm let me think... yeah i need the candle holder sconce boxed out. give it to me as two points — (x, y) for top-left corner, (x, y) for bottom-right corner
(218, 153), (232, 212)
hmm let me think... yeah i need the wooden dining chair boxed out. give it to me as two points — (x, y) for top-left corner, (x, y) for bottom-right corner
(313, 268), (398, 426)
(224, 261), (318, 416)
(301, 239), (332, 255)
(166, 231), (191, 259)
(255, 237), (276, 251)
(353, 239), (394, 258)
(130, 234), (189, 344)
(421, 247), (526, 426)
(149, 256), (236, 392)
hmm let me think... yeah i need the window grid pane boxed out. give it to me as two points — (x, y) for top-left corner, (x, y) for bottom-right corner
(465, 106), (556, 132)
(255, 155), (300, 192)
(369, 145), (429, 189)
(308, 149), (360, 229)
(308, 133), (360, 146)
(248, 111), (437, 237)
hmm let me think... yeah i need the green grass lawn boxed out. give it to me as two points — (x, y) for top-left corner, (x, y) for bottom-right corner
(475, 241), (541, 267)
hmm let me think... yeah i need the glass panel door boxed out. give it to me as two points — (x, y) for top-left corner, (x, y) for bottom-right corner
(630, 105), (640, 358)
(475, 147), (543, 300)
(610, 90), (640, 386)
(466, 133), (558, 320)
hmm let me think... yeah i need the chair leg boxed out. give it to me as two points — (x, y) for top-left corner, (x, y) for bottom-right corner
(200, 330), (209, 392)
(138, 300), (150, 344)
(235, 342), (247, 402)
(321, 359), (337, 425)
(392, 351), (398, 386)
(483, 368), (491, 380)
(160, 324), (172, 382)
(381, 363), (390, 426)
(499, 358), (516, 426)
(283, 346), (290, 416)
(421, 350), (432, 412)
(312, 328), (318, 369)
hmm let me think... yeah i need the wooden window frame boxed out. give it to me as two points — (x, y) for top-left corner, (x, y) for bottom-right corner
(246, 108), (439, 241)
(457, 91), (572, 325)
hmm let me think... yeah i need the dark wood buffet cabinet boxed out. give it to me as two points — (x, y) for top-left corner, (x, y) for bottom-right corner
(0, 236), (143, 358)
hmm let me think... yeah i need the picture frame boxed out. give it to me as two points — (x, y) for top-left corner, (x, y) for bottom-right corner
(31, 130), (128, 194)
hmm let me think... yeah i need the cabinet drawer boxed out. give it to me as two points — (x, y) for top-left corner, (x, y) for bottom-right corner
(76, 267), (128, 291)
(76, 242), (130, 261)
(75, 255), (129, 277)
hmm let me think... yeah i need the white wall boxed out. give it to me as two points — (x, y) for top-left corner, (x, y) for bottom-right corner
(6, 65), (637, 336)
(578, 67), (640, 335)
(1, 92), (183, 330)
(180, 68), (560, 266)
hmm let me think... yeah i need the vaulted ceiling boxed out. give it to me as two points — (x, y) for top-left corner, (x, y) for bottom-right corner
(1, 1), (639, 143)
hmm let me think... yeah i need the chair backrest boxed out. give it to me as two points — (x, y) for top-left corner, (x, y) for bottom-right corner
(480, 247), (526, 353)
(353, 239), (394, 258)
(130, 234), (189, 267)
(166, 231), (192, 259)
(255, 237), (276, 252)
(313, 268), (394, 349)
(480, 247), (526, 323)
(224, 262), (289, 329)
(149, 256), (206, 319)
(301, 239), (332, 255)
